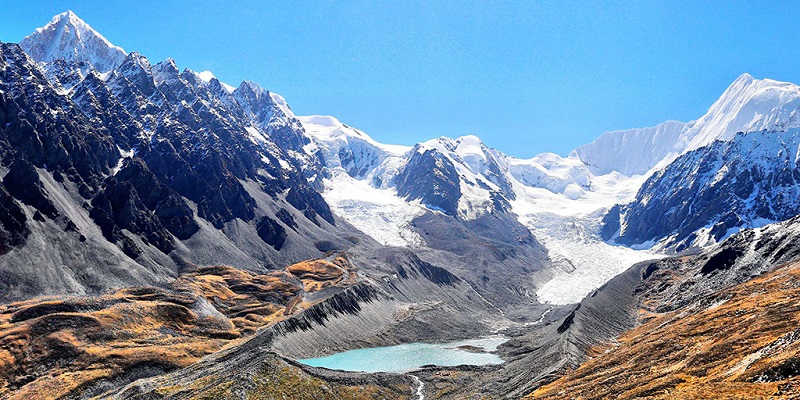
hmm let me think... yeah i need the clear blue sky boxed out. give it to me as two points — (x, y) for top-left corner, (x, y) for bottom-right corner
(2, 1), (800, 158)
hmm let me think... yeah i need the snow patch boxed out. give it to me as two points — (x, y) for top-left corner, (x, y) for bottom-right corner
(110, 146), (135, 176)
(245, 126), (268, 144)
(269, 92), (295, 119)
(196, 70), (216, 82)
(195, 70), (236, 94)
(323, 170), (425, 247)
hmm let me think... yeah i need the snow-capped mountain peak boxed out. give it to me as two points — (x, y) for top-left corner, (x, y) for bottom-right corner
(268, 92), (295, 119)
(19, 10), (126, 73)
(571, 73), (800, 178)
(151, 58), (179, 84)
(684, 72), (800, 151)
(233, 80), (293, 125)
(193, 69), (236, 94)
(236, 79), (264, 96)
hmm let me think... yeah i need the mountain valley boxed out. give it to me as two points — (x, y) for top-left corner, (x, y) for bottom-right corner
(3, 10), (800, 399)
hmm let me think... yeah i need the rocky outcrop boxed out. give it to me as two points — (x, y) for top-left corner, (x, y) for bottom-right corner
(3, 160), (59, 220)
(606, 129), (800, 251)
(396, 148), (462, 216)
(117, 159), (198, 239)
(0, 185), (28, 255)
(271, 283), (380, 336)
(90, 178), (174, 255)
(256, 216), (287, 250)
(285, 186), (335, 226)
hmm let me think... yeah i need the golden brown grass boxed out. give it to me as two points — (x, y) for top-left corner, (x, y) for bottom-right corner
(531, 261), (800, 399)
(0, 254), (359, 399)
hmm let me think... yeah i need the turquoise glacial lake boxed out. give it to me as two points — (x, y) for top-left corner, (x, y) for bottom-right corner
(298, 336), (508, 373)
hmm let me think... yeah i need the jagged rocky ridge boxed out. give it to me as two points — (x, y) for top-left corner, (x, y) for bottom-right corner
(0, 15), (355, 301)
(604, 129), (800, 251)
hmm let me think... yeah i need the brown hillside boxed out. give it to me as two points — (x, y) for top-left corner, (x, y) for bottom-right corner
(0, 254), (357, 399)
(532, 260), (800, 399)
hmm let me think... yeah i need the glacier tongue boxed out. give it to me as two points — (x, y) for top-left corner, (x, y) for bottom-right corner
(525, 213), (662, 304)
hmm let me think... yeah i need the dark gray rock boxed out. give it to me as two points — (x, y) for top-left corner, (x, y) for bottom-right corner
(0, 185), (29, 255)
(396, 147), (462, 216)
(255, 216), (286, 251)
(4, 159), (59, 219)
(0, 39), (361, 301)
(607, 130), (800, 251)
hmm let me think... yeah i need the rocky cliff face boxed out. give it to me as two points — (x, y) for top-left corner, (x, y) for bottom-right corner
(395, 147), (463, 216)
(605, 129), (800, 251)
(0, 36), (355, 301)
